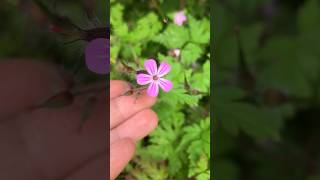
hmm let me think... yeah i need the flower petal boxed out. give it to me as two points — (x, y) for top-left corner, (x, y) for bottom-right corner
(174, 11), (187, 26)
(158, 78), (173, 92)
(136, 73), (152, 85)
(174, 49), (181, 57)
(147, 81), (159, 97)
(144, 59), (158, 76)
(157, 61), (171, 77)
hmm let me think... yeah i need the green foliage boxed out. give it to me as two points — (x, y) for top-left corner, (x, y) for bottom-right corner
(309, 175), (320, 180)
(188, 15), (210, 44)
(297, 0), (320, 32)
(111, 1), (210, 179)
(181, 43), (203, 65)
(214, 0), (320, 179)
(153, 24), (189, 48)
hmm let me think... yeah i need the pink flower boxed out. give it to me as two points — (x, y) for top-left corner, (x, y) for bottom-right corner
(174, 11), (187, 26)
(173, 48), (181, 57)
(136, 59), (173, 97)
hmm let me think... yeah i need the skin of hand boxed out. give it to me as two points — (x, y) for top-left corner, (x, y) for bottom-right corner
(109, 80), (158, 179)
(0, 60), (158, 180)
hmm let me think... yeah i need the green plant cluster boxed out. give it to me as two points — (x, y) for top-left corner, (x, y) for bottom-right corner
(110, 0), (210, 179)
(214, 0), (320, 179)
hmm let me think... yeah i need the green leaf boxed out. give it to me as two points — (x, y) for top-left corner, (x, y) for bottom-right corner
(188, 15), (210, 44)
(213, 126), (235, 156)
(258, 37), (312, 98)
(309, 175), (320, 180)
(213, 86), (246, 104)
(214, 160), (238, 180)
(168, 153), (183, 176)
(160, 87), (201, 107)
(216, 102), (281, 140)
(239, 24), (263, 63)
(128, 13), (162, 42)
(298, 0), (320, 33)
(196, 170), (210, 180)
(214, 34), (238, 68)
(144, 112), (186, 176)
(190, 60), (210, 93)
(180, 118), (210, 161)
(153, 24), (189, 48)
(110, 36), (120, 63)
(157, 53), (193, 86)
(188, 155), (210, 179)
(129, 158), (169, 180)
(110, 3), (128, 38)
(181, 43), (203, 65)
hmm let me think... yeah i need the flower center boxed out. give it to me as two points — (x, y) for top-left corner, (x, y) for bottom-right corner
(153, 75), (159, 81)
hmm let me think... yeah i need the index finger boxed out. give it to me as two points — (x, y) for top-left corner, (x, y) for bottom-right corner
(110, 80), (131, 99)
(110, 89), (157, 129)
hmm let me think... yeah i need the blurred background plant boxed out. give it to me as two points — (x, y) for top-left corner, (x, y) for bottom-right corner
(0, 1), (111, 152)
(213, 0), (320, 179)
(110, 0), (210, 179)
(0, 0), (107, 83)
(0, 0), (108, 116)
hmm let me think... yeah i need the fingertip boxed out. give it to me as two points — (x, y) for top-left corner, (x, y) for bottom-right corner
(110, 109), (158, 143)
(142, 109), (158, 132)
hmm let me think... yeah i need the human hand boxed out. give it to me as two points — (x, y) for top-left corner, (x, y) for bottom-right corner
(0, 59), (107, 180)
(109, 80), (158, 179)
(0, 60), (158, 180)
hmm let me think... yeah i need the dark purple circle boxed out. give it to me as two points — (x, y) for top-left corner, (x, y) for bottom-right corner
(85, 38), (109, 74)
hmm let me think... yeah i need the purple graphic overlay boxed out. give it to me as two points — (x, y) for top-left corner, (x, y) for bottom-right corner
(85, 38), (109, 74)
